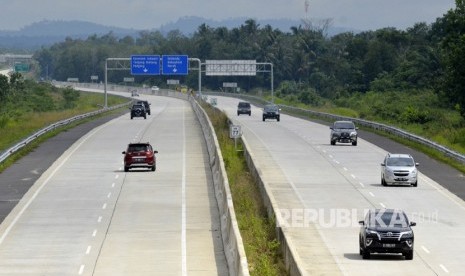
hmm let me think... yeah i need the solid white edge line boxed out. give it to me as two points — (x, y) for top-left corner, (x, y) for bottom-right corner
(439, 264), (449, 273)
(182, 105), (187, 276)
(0, 125), (102, 245)
(421, 246), (430, 254)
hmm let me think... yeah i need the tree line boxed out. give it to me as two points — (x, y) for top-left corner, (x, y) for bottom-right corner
(33, 1), (465, 118)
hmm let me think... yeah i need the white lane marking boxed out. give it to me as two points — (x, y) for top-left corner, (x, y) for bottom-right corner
(112, 183), (115, 188)
(380, 202), (386, 208)
(92, 230), (97, 237)
(322, 150), (327, 153)
(86, 246), (91, 254)
(369, 192), (375, 197)
(78, 265), (85, 275)
(421, 246), (430, 254)
(359, 182), (365, 188)
(0, 123), (107, 245)
(115, 175), (119, 179)
(181, 105), (187, 276)
(350, 174), (356, 179)
(102, 203), (107, 210)
(334, 160), (340, 164)
(440, 264), (449, 273)
(343, 167), (348, 171)
(107, 192), (111, 198)
(329, 155), (333, 158)
(97, 216), (102, 223)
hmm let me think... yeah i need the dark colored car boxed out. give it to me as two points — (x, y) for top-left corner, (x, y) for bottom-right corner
(136, 100), (151, 115)
(130, 103), (146, 119)
(381, 153), (419, 187)
(330, 120), (358, 146)
(237, 101), (251, 116)
(359, 209), (415, 260)
(262, 104), (280, 121)
(122, 142), (158, 172)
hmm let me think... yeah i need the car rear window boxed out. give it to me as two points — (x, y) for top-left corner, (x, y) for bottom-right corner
(238, 102), (250, 107)
(128, 144), (149, 152)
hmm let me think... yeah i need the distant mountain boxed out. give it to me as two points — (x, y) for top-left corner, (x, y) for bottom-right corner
(0, 18), (358, 51)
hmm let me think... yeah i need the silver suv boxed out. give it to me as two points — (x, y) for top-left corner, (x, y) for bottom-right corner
(381, 153), (419, 187)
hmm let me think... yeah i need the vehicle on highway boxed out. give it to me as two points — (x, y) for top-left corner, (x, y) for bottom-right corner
(237, 101), (251, 116)
(136, 100), (151, 115)
(359, 209), (415, 260)
(381, 153), (419, 187)
(130, 103), (147, 119)
(131, 90), (139, 97)
(330, 120), (358, 146)
(122, 142), (158, 172)
(262, 104), (280, 121)
(151, 85), (159, 92)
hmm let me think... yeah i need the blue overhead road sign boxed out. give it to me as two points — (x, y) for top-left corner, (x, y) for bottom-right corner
(131, 55), (160, 75)
(162, 55), (188, 75)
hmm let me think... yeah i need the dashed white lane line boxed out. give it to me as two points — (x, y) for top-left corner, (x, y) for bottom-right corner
(350, 174), (356, 179)
(107, 192), (112, 198)
(343, 167), (348, 171)
(440, 264), (449, 273)
(86, 246), (91, 255)
(369, 192), (375, 197)
(111, 183), (115, 188)
(421, 246), (430, 254)
(115, 175), (119, 179)
(334, 160), (340, 164)
(97, 216), (102, 223)
(329, 155), (333, 159)
(92, 230), (97, 237)
(78, 265), (85, 275)
(102, 203), (107, 210)
(359, 182), (365, 188)
(380, 202), (386, 208)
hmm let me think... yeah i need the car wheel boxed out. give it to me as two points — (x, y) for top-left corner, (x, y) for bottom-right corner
(237, 112), (240, 116)
(148, 111), (151, 115)
(263, 117), (265, 122)
(362, 250), (370, 259)
(412, 181), (418, 187)
(144, 115), (147, 119)
(352, 140), (357, 146)
(330, 140), (336, 145)
(151, 165), (156, 171)
(404, 251), (414, 260)
(248, 112), (251, 116)
(131, 116), (133, 120)
(381, 176), (387, 186)
(124, 166), (129, 172)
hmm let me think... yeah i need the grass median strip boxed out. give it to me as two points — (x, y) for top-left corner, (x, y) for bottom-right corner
(202, 103), (287, 276)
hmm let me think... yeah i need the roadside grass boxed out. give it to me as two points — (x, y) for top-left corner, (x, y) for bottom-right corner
(202, 103), (287, 276)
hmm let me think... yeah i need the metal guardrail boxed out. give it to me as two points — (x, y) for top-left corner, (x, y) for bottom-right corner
(0, 101), (132, 164)
(204, 92), (465, 164)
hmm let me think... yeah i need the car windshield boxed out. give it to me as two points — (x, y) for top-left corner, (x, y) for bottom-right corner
(128, 144), (149, 152)
(264, 105), (278, 111)
(368, 211), (409, 228)
(334, 122), (355, 129)
(386, 157), (414, 167)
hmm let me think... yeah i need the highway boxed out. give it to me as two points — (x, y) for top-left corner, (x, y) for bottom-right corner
(214, 96), (465, 275)
(0, 94), (228, 275)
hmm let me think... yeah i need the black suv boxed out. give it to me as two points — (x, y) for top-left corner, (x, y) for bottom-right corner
(130, 103), (147, 119)
(237, 101), (251, 116)
(262, 104), (280, 121)
(359, 209), (416, 260)
(330, 120), (358, 146)
(136, 100), (151, 115)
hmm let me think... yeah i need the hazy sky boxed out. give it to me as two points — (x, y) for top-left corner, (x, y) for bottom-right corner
(0, 0), (456, 31)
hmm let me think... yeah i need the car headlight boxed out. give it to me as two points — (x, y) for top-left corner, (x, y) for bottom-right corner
(411, 169), (417, 176)
(366, 229), (380, 240)
(400, 230), (413, 239)
(350, 131), (357, 137)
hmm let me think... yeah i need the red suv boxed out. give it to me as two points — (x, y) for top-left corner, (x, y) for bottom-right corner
(122, 142), (158, 172)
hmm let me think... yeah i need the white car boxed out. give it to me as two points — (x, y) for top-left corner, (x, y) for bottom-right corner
(151, 86), (160, 92)
(381, 153), (419, 187)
